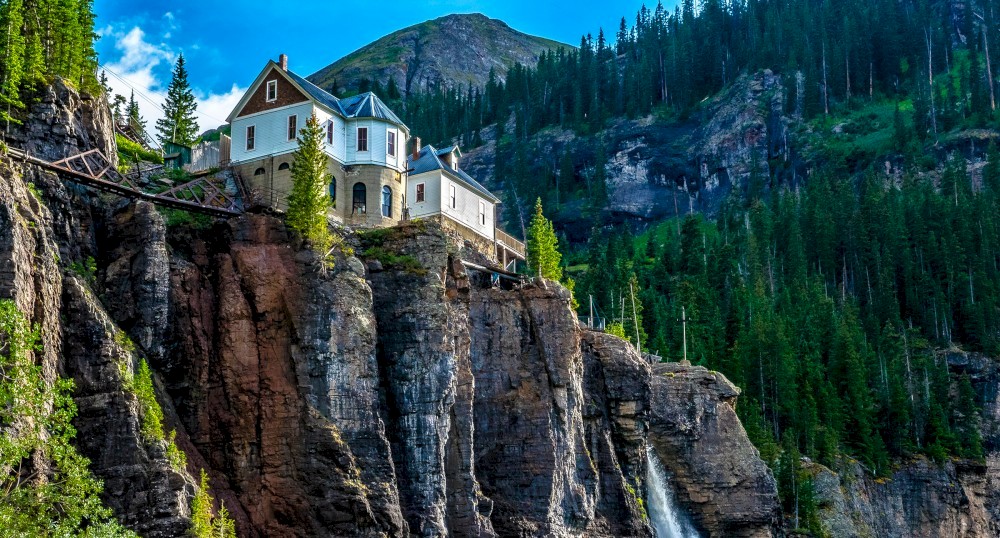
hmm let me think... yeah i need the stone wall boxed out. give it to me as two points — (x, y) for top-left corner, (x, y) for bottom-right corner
(236, 157), (404, 228)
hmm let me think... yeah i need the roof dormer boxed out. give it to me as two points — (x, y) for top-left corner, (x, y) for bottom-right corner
(436, 146), (462, 170)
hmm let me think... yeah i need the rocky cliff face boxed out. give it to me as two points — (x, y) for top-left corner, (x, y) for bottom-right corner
(648, 363), (781, 537)
(461, 70), (790, 236)
(0, 81), (197, 538)
(4, 79), (999, 538)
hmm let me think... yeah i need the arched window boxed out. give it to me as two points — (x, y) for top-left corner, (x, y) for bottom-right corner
(352, 182), (366, 214)
(278, 162), (290, 171)
(381, 186), (392, 218)
(254, 167), (266, 176)
(329, 178), (336, 203)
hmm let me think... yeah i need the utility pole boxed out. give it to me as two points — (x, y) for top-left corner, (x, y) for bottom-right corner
(589, 295), (594, 329)
(681, 306), (688, 363)
(629, 281), (640, 355)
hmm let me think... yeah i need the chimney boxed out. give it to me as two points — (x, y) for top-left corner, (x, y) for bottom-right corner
(279, 54), (288, 71)
(411, 137), (422, 160)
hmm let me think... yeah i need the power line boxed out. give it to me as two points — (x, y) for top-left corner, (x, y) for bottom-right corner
(98, 63), (232, 126)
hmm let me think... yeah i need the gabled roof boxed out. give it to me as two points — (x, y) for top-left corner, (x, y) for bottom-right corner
(337, 92), (406, 125)
(285, 70), (346, 116)
(409, 145), (501, 203)
(227, 60), (408, 133)
(435, 146), (462, 158)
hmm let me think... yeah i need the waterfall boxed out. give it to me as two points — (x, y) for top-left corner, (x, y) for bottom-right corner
(646, 446), (700, 538)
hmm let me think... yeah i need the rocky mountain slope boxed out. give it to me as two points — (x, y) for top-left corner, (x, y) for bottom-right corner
(460, 70), (789, 238)
(307, 13), (568, 95)
(2, 81), (1000, 537)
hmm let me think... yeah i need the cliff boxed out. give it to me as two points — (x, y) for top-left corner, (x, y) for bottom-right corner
(460, 70), (790, 238)
(2, 79), (999, 537)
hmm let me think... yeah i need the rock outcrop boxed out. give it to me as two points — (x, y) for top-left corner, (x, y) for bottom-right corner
(166, 215), (404, 537)
(461, 71), (789, 236)
(366, 223), (494, 537)
(812, 457), (998, 538)
(648, 362), (782, 537)
(0, 79), (198, 538)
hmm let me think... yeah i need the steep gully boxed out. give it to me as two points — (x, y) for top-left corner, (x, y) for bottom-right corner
(0, 80), (998, 537)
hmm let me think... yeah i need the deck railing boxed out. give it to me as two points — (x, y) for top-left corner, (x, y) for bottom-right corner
(495, 228), (526, 259)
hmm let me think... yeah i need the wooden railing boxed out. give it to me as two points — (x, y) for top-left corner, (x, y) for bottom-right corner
(495, 228), (525, 259)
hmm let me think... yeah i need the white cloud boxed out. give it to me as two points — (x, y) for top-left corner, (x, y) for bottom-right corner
(99, 25), (245, 143)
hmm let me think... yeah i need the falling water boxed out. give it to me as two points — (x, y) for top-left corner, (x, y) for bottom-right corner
(646, 446), (700, 538)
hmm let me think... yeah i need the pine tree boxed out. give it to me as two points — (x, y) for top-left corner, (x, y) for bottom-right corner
(156, 55), (199, 146)
(127, 90), (146, 137)
(0, 0), (26, 126)
(286, 114), (333, 253)
(190, 469), (236, 538)
(526, 198), (562, 280)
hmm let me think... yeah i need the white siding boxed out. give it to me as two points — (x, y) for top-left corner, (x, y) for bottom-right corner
(440, 175), (495, 241)
(230, 102), (315, 163)
(230, 103), (407, 172)
(407, 171), (443, 219)
(345, 119), (407, 172)
(312, 107), (348, 163)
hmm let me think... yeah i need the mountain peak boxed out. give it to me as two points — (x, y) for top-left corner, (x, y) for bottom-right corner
(307, 13), (569, 96)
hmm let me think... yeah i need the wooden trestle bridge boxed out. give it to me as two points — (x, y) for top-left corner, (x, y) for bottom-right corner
(7, 146), (244, 217)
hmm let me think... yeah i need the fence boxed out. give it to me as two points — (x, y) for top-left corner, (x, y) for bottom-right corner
(186, 140), (221, 173)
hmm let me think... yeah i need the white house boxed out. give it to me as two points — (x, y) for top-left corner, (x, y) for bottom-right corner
(406, 140), (524, 269)
(226, 54), (408, 227)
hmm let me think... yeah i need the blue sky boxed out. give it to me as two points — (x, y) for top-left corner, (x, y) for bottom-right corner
(94, 0), (657, 130)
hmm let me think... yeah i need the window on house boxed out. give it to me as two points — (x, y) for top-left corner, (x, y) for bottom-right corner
(278, 162), (290, 171)
(479, 201), (486, 226)
(450, 184), (456, 209)
(352, 182), (366, 214)
(266, 80), (277, 102)
(357, 127), (368, 152)
(387, 131), (396, 157)
(254, 167), (265, 176)
(327, 122), (334, 145)
(416, 183), (425, 203)
(287, 115), (297, 141)
(246, 125), (256, 151)
(329, 178), (336, 203)
(382, 186), (392, 218)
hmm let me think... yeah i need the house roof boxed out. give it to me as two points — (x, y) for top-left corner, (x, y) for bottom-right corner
(227, 60), (408, 132)
(285, 70), (347, 116)
(337, 92), (406, 125)
(408, 145), (501, 203)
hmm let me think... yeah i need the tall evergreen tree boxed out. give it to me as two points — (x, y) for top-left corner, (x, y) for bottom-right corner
(126, 90), (146, 137)
(286, 114), (333, 253)
(0, 0), (26, 126)
(526, 198), (563, 280)
(156, 55), (199, 146)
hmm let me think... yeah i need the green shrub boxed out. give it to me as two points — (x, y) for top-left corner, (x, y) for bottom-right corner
(69, 256), (97, 286)
(606, 321), (628, 340)
(0, 300), (136, 536)
(361, 247), (426, 275)
(159, 207), (215, 230)
(26, 182), (42, 202)
(115, 133), (163, 165)
(165, 430), (187, 472)
(133, 359), (164, 442)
